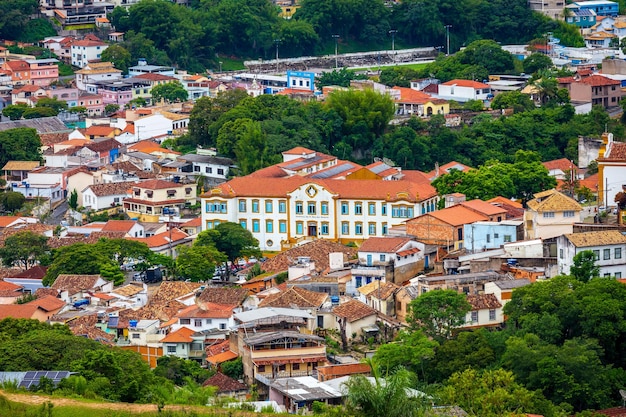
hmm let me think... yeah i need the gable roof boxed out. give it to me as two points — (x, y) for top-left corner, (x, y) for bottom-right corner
(160, 326), (195, 343)
(258, 286), (328, 308)
(542, 158), (577, 172)
(128, 228), (189, 248)
(84, 125), (117, 137)
(197, 287), (249, 305)
(526, 189), (582, 212)
(51, 274), (102, 294)
(358, 237), (412, 253)
(2, 161), (40, 171)
(26, 295), (65, 312)
(101, 220), (137, 233)
(420, 205), (489, 227)
(441, 79), (490, 89)
(203, 372), (247, 392)
(487, 196), (523, 209)
(565, 230), (626, 247)
(467, 293), (502, 310)
(0, 304), (44, 320)
(0, 280), (23, 296)
(135, 179), (181, 190)
(460, 199), (508, 217)
(357, 281), (399, 300)
(427, 161), (473, 181)
(261, 239), (356, 273)
(177, 303), (235, 319)
(85, 182), (132, 197)
(603, 141), (626, 160)
(333, 300), (377, 322)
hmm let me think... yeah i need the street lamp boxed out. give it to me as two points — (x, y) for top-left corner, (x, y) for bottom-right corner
(274, 39), (281, 73)
(332, 34), (340, 69)
(218, 61), (223, 73)
(389, 29), (398, 52)
(444, 25), (452, 56)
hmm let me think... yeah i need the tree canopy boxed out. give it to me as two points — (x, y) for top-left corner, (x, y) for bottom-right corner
(408, 289), (470, 342)
(195, 222), (261, 263)
(0, 231), (49, 270)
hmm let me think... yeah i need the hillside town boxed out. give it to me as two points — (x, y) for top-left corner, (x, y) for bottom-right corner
(3, 0), (626, 416)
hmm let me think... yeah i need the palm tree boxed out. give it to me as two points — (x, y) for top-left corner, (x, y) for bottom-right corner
(343, 363), (429, 417)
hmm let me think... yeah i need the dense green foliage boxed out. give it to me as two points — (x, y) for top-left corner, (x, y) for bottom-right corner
(102, 0), (583, 71)
(0, 128), (42, 169)
(0, 231), (49, 270)
(0, 0), (40, 41)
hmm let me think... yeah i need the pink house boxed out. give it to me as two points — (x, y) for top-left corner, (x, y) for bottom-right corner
(26, 59), (59, 86)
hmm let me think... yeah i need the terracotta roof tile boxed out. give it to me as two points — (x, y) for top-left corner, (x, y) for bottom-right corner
(26, 294), (65, 311)
(262, 239), (356, 273)
(177, 303), (236, 319)
(84, 125), (117, 137)
(604, 142), (626, 160)
(197, 287), (249, 305)
(203, 372), (246, 392)
(441, 79), (490, 89)
(161, 326), (195, 343)
(333, 299), (376, 322)
(526, 189), (582, 212)
(206, 350), (239, 365)
(415, 205), (489, 227)
(0, 304), (42, 319)
(206, 339), (230, 356)
(467, 293), (501, 310)
(51, 274), (102, 295)
(67, 313), (115, 344)
(101, 220), (137, 232)
(542, 158), (578, 172)
(258, 286), (328, 308)
(128, 228), (189, 248)
(358, 237), (412, 253)
(565, 230), (626, 247)
(135, 179), (181, 190)
(112, 283), (145, 297)
(460, 199), (508, 217)
(318, 363), (371, 379)
(85, 182), (132, 197)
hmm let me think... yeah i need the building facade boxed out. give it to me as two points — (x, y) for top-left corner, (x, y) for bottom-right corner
(557, 230), (626, 277)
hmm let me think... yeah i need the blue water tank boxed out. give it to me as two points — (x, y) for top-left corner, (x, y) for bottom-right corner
(129, 320), (138, 328)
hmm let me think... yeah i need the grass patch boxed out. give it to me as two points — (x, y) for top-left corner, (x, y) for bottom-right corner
(217, 57), (246, 71)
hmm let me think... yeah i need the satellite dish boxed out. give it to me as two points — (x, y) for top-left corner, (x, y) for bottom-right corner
(619, 389), (626, 407)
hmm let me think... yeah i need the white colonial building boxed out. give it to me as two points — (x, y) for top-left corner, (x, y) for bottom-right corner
(200, 149), (439, 251)
(557, 230), (626, 278)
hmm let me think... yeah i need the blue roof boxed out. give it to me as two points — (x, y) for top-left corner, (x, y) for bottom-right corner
(574, 8), (596, 15)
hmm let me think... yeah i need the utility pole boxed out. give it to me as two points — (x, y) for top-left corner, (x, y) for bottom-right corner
(444, 25), (452, 56)
(274, 39), (281, 73)
(332, 34), (340, 69)
(218, 61), (222, 73)
(389, 29), (398, 52)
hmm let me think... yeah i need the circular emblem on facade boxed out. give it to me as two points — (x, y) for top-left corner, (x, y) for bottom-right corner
(306, 185), (317, 197)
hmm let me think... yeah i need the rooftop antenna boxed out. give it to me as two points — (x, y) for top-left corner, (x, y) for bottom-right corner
(620, 389), (626, 407)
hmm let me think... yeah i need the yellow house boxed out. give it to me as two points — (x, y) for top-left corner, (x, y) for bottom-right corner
(123, 179), (196, 222)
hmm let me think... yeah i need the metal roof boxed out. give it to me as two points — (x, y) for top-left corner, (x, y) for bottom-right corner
(234, 307), (313, 323)
(309, 163), (358, 179)
(270, 376), (343, 401)
(244, 330), (323, 345)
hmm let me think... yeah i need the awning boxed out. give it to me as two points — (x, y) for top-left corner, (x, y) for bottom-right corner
(253, 355), (327, 366)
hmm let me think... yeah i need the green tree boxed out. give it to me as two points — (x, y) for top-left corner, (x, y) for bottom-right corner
(570, 250), (600, 283)
(35, 97), (68, 113)
(188, 90), (249, 147)
(429, 329), (497, 381)
(2, 103), (29, 120)
(0, 191), (26, 212)
(0, 231), (49, 270)
(0, 0), (39, 41)
(220, 357), (244, 380)
(316, 67), (364, 89)
(94, 238), (152, 267)
(154, 356), (213, 386)
(457, 40), (516, 75)
(98, 263), (125, 286)
(407, 290), (471, 342)
(68, 189), (78, 211)
(42, 243), (120, 286)
(490, 90), (536, 113)
(325, 89), (395, 159)
(22, 107), (58, 119)
(373, 330), (437, 374)
(523, 53), (553, 75)
(510, 150), (556, 202)
(439, 368), (560, 417)
(175, 244), (226, 282)
(100, 44), (132, 74)
(196, 222), (261, 264)
(150, 80), (188, 103)
(344, 366), (427, 417)
(104, 104), (120, 116)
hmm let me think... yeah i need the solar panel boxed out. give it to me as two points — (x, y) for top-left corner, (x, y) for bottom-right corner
(309, 163), (356, 179)
(18, 371), (71, 389)
(369, 163), (391, 174)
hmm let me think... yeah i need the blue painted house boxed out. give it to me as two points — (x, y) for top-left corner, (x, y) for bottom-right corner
(565, 7), (597, 28)
(463, 221), (522, 253)
(571, 0), (618, 17)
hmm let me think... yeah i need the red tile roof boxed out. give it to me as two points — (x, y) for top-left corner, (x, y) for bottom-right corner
(467, 293), (502, 310)
(258, 286), (328, 308)
(161, 326), (195, 343)
(204, 177), (437, 202)
(136, 179), (182, 190)
(318, 363), (371, 379)
(86, 182), (132, 197)
(580, 74), (620, 86)
(460, 199), (508, 217)
(203, 372), (246, 392)
(72, 40), (107, 47)
(128, 228), (189, 248)
(26, 295), (65, 312)
(84, 125), (116, 136)
(605, 142), (626, 160)
(333, 300), (377, 322)
(282, 147), (315, 155)
(392, 86), (446, 104)
(177, 303), (236, 319)
(358, 237), (412, 253)
(101, 220), (137, 233)
(441, 79), (490, 89)
(419, 205), (489, 226)
(542, 158), (578, 172)
(206, 350), (239, 365)
(134, 73), (177, 82)
(0, 304), (42, 319)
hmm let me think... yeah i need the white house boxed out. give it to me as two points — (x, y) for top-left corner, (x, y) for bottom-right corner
(484, 279), (531, 307)
(461, 293), (503, 329)
(348, 236), (424, 295)
(437, 79), (492, 102)
(82, 182), (132, 211)
(170, 303), (236, 333)
(557, 230), (626, 278)
(524, 189), (583, 240)
(109, 283), (148, 308)
(128, 59), (175, 77)
(75, 61), (123, 91)
(176, 153), (233, 180)
(331, 299), (378, 339)
(71, 39), (108, 69)
(126, 319), (161, 345)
